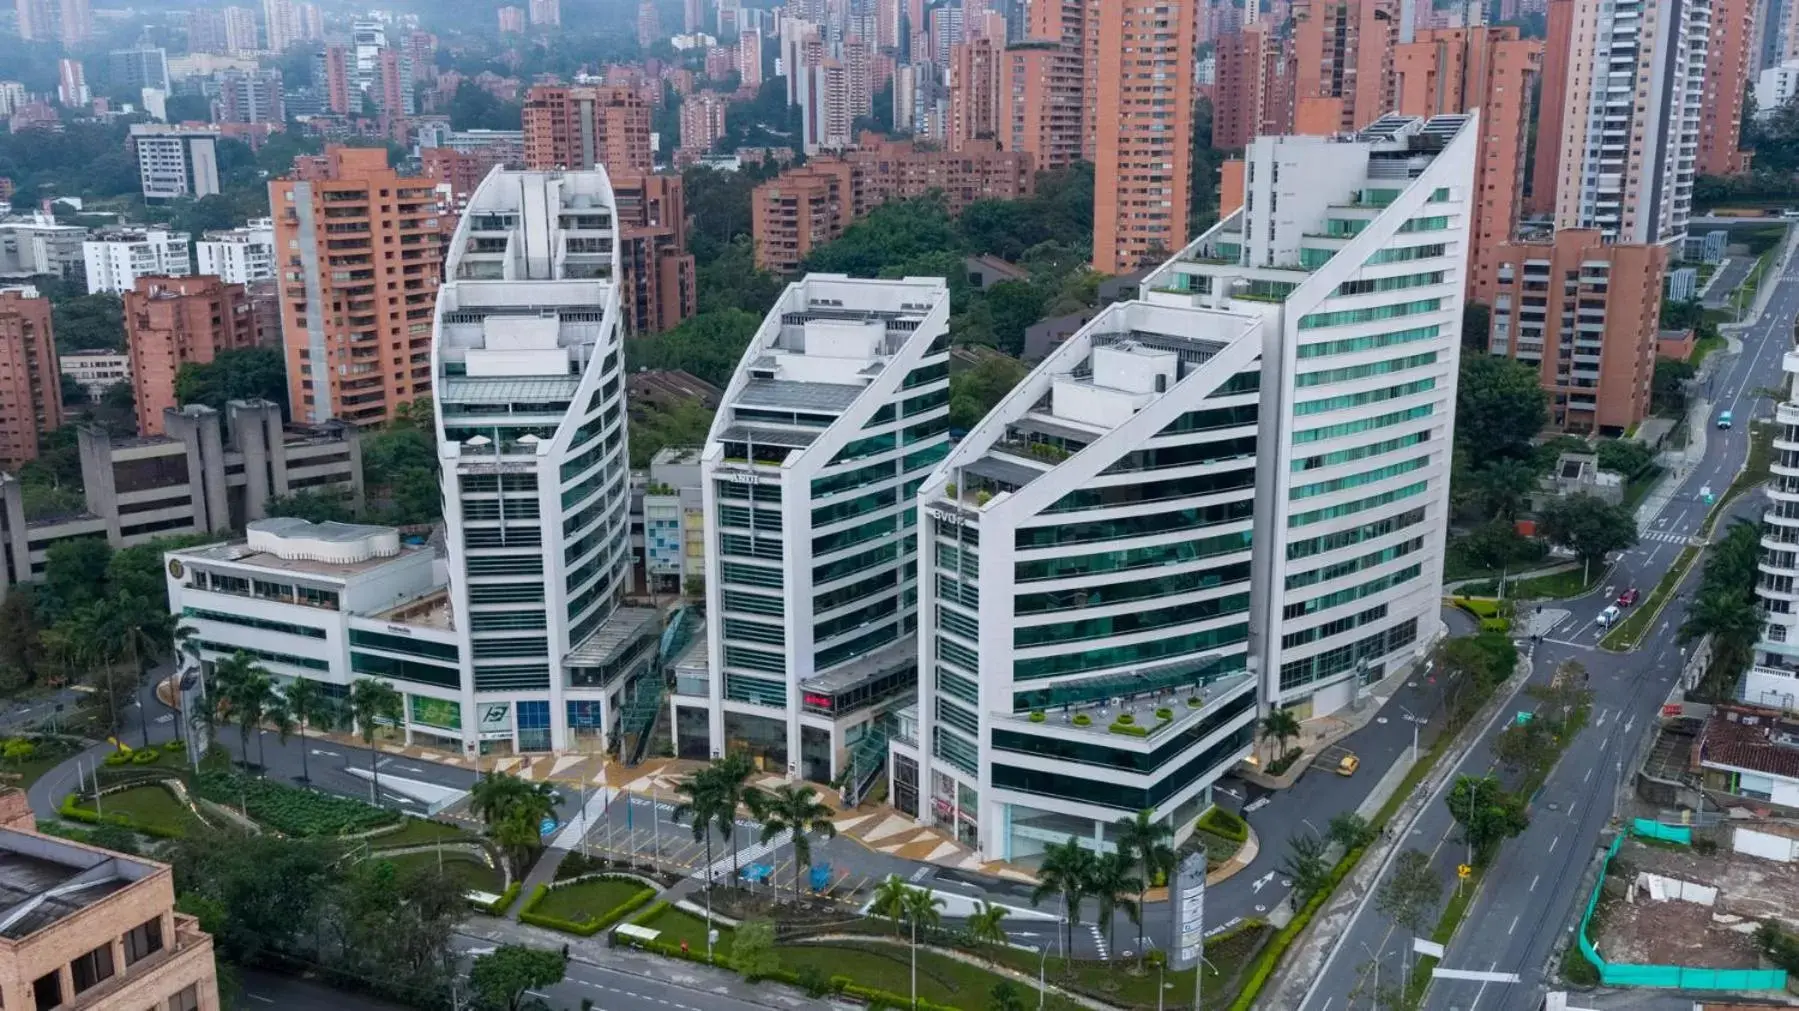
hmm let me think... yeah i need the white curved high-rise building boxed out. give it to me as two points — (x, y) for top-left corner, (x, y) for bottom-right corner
(429, 169), (640, 755)
(1750, 343), (1799, 711)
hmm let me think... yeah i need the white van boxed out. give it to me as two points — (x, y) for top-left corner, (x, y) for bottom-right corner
(1597, 604), (1622, 627)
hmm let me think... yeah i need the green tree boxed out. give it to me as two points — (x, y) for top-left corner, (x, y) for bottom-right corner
(729, 919), (780, 981)
(468, 944), (567, 1011)
(1536, 493), (1639, 579)
(1462, 301), (1492, 350)
(1493, 716), (1554, 774)
(872, 873), (912, 935)
(749, 783), (837, 902)
(672, 765), (732, 914)
(173, 346), (289, 417)
(1031, 836), (1096, 960)
(1374, 849), (1442, 965)
(1652, 357), (1698, 415)
(447, 81), (523, 131)
(1459, 519), (1541, 574)
(901, 884), (947, 1005)
(361, 397), (441, 525)
(281, 677), (333, 784)
(1259, 707), (1301, 766)
(988, 980), (1027, 1011)
(966, 899), (1009, 949)
(1280, 832), (1333, 904)
(1595, 438), (1658, 481)
(0, 586), (45, 693)
(468, 771), (558, 875)
(218, 654), (274, 772)
(1456, 355), (1548, 462)
(629, 399), (715, 468)
(348, 677), (403, 804)
(1473, 458), (1539, 522)
(624, 309), (762, 387)
(49, 292), (125, 352)
(1111, 807), (1174, 967)
(1088, 850), (1141, 956)
(1328, 812), (1378, 851)
(706, 753), (763, 884)
(39, 537), (112, 623)
(949, 353), (1030, 429)
(1446, 775), (1530, 864)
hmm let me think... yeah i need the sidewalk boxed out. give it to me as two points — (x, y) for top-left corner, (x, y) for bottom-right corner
(1238, 655), (1427, 791)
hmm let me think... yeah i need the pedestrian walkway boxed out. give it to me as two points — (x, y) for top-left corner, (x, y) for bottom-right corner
(1639, 528), (1698, 546)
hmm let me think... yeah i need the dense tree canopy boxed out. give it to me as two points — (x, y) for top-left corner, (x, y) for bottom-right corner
(1456, 355), (1549, 463)
(174, 347), (289, 418)
(625, 308), (762, 388)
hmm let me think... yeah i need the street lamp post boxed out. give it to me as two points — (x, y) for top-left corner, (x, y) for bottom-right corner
(1398, 704), (1419, 763)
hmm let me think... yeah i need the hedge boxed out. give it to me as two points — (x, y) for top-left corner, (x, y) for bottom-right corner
(1197, 805), (1249, 843)
(1109, 721), (1148, 737)
(519, 877), (657, 937)
(1227, 846), (1365, 1011)
(629, 899), (670, 926)
(614, 930), (962, 1009)
(475, 881), (521, 916)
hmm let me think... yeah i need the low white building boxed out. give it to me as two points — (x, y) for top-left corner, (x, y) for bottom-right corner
(195, 218), (274, 284)
(129, 124), (221, 202)
(165, 517), (471, 748)
(1756, 61), (1799, 122)
(0, 216), (88, 280)
(83, 229), (192, 295)
(58, 349), (130, 401)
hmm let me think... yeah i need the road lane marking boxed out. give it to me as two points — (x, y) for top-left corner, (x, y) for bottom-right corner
(1508, 915), (1519, 935)
(1584, 768), (1592, 782)
(1549, 835), (1559, 853)
(1530, 874), (1539, 892)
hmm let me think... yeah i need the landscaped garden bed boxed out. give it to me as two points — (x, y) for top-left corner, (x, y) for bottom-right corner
(192, 768), (399, 836)
(64, 783), (204, 838)
(378, 849), (505, 894)
(519, 875), (658, 936)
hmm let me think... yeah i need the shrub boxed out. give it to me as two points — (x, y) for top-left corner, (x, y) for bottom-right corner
(1072, 713), (1091, 726)
(519, 877), (657, 937)
(1116, 713), (1135, 725)
(475, 882), (521, 916)
(1188, 697), (1202, 707)
(1109, 721), (1148, 737)
(192, 769), (397, 836)
(1028, 711), (1045, 723)
(1481, 617), (1511, 634)
(796, 964), (835, 997)
(1198, 806), (1249, 842)
(163, 740), (186, 753)
(103, 752), (130, 767)
(1266, 746), (1304, 776)
(1156, 707), (1173, 721)
(131, 750), (159, 765)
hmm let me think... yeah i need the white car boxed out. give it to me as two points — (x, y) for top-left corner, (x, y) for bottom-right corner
(1597, 604), (1621, 627)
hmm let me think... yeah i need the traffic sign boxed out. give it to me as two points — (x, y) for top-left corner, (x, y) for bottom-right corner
(1457, 863), (1472, 880)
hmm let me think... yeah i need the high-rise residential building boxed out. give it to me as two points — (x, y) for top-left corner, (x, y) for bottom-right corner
(270, 146), (442, 425)
(637, 0), (661, 47)
(1092, 0), (1197, 274)
(422, 132), (526, 200)
(15, 0), (87, 44)
(684, 0), (704, 31)
(529, 0), (560, 26)
(0, 288), (63, 469)
(1211, 24), (1290, 149)
(611, 171), (697, 335)
(1143, 113), (1474, 715)
(433, 169), (637, 754)
(1487, 228), (1666, 434)
(216, 69), (285, 124)
(1527, 0), (1574, 217)
(223, 5), (259, 52)
(59, 0), (88, 44)
(109, 47), (171, 94)
(124, 276), (255, 436)
(1001, 38), (1084, 172)
(1540, 0), (1708, 245)
(739, 30), (765, 89)
(522, 85), (655, 173)
(130, 124), (221, 202)
(749, 162), (853, 273)
(196, 218), (275, 284)
(263, 0), (296, 51)
(57, 58), (88, 107)
(498, 5), (525, 32)
(14, 0), (50, 40)
(948, 33), (1004, 150)
(681, 275), (950, 783)
(679, 91), (731, 159)
(0, 791), (221, 1011)
(1700, 0), (1755, 176)
(375, 48), (416, 116)
(316, 45), (353, 115)
(188, 8), (229, 53)
(83, 229), (192, 295)
(801, 59), (855, 154)
(1394, 27), (1541, 303)
(0, 83), (24, 119)
(1290, 0), (1398, 134)
(1750, 314), (1799, 709)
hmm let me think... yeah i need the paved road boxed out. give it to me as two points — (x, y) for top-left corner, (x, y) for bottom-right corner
(1700, 256), (1754, 310)
(1296, 234), (1799, 1011)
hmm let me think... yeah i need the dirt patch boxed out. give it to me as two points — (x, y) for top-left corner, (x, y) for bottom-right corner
(1622, 838), (1799, 924)
(1596, 894), (1763, 969)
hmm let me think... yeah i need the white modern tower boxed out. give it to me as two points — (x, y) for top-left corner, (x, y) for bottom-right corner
(1749, 342), (1799, 711)
(687, 275), (952, 785)
(1550, 0), (1708, 245)
(900, 299), (1267, 860)
(432, 169), (641, 756)
(1143, 112), (1474, 721)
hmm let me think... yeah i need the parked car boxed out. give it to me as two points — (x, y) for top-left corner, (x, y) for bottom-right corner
(1617, 587), (1640, 607)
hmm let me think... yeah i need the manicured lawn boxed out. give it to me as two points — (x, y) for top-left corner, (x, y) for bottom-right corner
(1505, 567), (1599, 599)
(984, 924), (1271, 1011)
(535, 877), (653, 924)
(637, 906), (732, 955)
(0, 739), (82, 789)
(783, 941), (1088, 1011)
(379, 850), (504, 894)
(75, 785), (203, 837)
(371, 817), (473, 849)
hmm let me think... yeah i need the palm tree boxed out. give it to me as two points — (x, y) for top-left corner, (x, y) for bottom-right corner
(751, 783), (837, 902)
(901, 884), (946, 1010)
(708, 753), (762, 885)
(112, 592), (174, 748)
(468, 771), (558, 876)
(672, 767), (731, 908)
(1089, 850), (1141, 959)
(348, 677), (403, 804)
(1260, 707), (1301, 766)
(1681, 587), (1762, 673)
(1031, 836), (1096, 962)
(210, 652), (270, 772)
(282, 677), (332, 784)
(872, 873), (912, 935)
(1112, 808), (1174, 968)
(966, 899), (1009, 950)
(266, 698), (295, 764)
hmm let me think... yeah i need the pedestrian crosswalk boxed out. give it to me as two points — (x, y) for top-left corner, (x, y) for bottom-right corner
(694, 830), (791, 883)
(1641, 529), (1693, 545)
